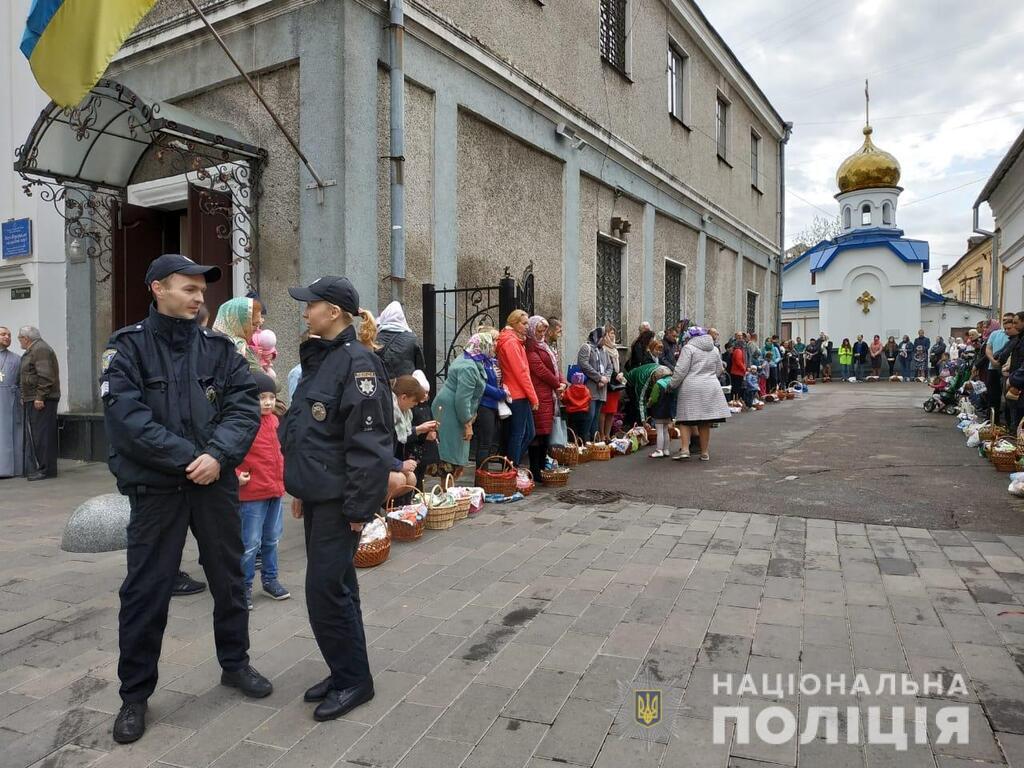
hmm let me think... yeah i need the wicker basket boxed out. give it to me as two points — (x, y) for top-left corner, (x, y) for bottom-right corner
(571, 430), (591, 464)
(550, 441), (579, 468)
(517, 468), (536, 496)
(992, 448), (1019, 472)
(355, 516), (391, 568)
(588, 433), (611, 462)
(541, 467), (571, 486)
(386, 486), (426, 542)
(425, 485), (458, 530)
(644, 426), (657, 443)
(444, 474), (473, 520)
(979, 425), (1008, 442)
(476, 455), (518, 496)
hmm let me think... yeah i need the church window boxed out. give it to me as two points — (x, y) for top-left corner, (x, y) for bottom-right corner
(745, 291), (758, 334)
(882, 201), (892, 225)
(842, 206), (851, 229)
(861, 204), (872, 226)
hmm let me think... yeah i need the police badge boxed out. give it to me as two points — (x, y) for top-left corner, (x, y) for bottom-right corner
(101, 349), (117, 373)
(311, 402), (328, 422)
(354, 371), (377, 397)
(205, 385), (217, 404)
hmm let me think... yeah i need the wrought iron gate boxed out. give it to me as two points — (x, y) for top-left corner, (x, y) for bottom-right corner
(422, 262), (534, 389)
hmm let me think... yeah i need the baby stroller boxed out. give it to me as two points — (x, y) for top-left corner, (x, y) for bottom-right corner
(923, 361), (971, 414)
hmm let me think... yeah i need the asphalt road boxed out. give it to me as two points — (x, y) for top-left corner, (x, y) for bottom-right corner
(567, 382), (1024, 532)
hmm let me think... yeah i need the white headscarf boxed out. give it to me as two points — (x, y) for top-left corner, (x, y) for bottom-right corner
(377, 301), (412, 334)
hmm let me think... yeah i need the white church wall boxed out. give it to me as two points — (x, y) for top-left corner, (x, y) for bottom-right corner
(921, 302), (991, 343)
(781, 259), (815, 303)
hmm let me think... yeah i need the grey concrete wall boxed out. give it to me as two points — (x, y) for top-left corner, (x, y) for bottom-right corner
(376, 72), (436, 341)
(653, 213), (699, 332)
(704, 243), (737, 334)
(423, 0), (781, 245)
(456, 110), (564, 324)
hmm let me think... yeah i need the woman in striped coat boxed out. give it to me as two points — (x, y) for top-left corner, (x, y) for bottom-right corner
(670, 327), (730, 461)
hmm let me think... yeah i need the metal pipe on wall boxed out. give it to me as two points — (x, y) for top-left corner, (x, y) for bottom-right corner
(973, 203), (999, 315)
(389, 0), (407, 302)
(776, 122), (793, 337)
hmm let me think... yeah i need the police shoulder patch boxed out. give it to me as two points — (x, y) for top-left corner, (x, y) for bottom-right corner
(354, 371), (378, 398)
(101, 349), (117, 372)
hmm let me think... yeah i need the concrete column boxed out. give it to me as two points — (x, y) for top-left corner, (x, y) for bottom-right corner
(642, 202), (655, 326)
(65, 256), (96, 411)
(433, 92), (458, 360)
(562, 156), (581, 357)
(342, 3), (380, 311)
(695, 229), (707, 324)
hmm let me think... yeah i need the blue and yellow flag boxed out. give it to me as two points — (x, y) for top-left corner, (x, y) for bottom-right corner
(21, 0), (157, 108)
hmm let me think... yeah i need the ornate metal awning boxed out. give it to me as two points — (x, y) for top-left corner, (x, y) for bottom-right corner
(14, 79), (266, 281)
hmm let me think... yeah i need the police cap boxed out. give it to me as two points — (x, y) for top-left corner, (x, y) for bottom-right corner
(288, 276), (359, 315)
(145, 254), (222, 286)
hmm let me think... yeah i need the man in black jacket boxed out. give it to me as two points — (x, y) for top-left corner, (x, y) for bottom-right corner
(281, 276), (394, 721)
(101, 254), (270, 744)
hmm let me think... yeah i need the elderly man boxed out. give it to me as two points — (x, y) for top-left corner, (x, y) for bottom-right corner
(0, 328), (23, 478)
(17, 326), (59, 480)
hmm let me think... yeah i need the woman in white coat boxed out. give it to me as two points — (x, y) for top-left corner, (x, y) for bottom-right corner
(670, 326), (731, 461)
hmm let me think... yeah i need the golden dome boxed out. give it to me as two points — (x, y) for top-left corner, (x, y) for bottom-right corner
(836, 125), (901, 194)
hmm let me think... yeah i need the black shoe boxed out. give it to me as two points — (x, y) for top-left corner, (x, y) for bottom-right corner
(304, 676), (332, 703)
(26, 471), (50, 482)
(221, 665), (273, 698)
(172, 571), (206, 597)
(313, 680), (374, 722)
(112, 701), (147, 744)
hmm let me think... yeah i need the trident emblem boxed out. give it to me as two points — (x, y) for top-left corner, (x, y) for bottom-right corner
(635, 690), (661, 727)
(856, 291), (876, 314)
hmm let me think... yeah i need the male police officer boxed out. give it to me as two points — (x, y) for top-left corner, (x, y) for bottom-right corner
(102, 254), (272, 744)
(281, 276), (393, 721)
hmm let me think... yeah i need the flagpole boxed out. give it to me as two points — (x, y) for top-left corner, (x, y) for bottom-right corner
(182, 0), (333, 198)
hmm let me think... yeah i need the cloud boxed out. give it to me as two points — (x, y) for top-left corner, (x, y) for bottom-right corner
(701, 0), (1024, 292)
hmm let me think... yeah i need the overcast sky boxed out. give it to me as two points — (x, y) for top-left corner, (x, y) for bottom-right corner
(700, 0), (1024, 290)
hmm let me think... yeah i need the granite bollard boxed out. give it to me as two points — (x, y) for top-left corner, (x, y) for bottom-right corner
(61, 493), (130, 553)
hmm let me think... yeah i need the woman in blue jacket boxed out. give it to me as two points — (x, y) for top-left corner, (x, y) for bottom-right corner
(468, 332), (508, 468)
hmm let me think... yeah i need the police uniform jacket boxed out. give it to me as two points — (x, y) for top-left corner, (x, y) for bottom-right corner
(101, 305), (260, 494)
(279, 326), (394, 522)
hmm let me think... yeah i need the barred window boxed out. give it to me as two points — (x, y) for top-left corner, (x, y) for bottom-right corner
(665, 261), (685, 328)
(597, 238), (623, 331)
(600, 0), (628, 73)
(716, 94), (729, 160)
(746, 291), (758, 335)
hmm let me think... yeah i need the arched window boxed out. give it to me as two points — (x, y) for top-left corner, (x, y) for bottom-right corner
(861, 203), (872, 226)
(882, 201), (893, 225)
(842, 206), (851, 229)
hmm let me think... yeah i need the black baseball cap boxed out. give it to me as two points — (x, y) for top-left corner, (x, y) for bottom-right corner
(145, 254), (222, 286)
(288, 276), (359, 315)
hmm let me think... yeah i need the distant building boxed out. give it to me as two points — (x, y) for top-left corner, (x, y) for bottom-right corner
(938, 235), (993, 308)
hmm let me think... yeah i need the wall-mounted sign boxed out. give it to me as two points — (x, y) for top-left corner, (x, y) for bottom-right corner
(11, 287), (31, 300)
(2, 219), (32, 259)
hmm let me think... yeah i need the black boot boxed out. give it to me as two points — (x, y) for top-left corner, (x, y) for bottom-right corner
(313, 680), (375, 721)
(221, 665), (273, 698)
(304, 676), (332, 702)
(112, 701), (147, 744)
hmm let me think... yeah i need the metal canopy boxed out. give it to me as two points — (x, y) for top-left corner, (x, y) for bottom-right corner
(14, 79), (263, 193)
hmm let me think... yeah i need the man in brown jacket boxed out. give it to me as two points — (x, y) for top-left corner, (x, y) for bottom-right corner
(17, 326), (60, 480)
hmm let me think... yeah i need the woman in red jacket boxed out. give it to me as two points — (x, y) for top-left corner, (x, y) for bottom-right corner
(525, 316), (566, 481)
(496, 310), (539, 467)
(729, 343), (747, 402)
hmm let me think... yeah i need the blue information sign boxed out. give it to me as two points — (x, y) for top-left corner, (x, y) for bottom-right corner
(2, 219), (32, 259)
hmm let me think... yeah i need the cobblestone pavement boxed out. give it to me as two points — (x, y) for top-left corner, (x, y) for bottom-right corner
(2, 452), (1024, 767)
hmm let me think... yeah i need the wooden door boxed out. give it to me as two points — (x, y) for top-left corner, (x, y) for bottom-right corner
(112, 201), (165, 330)
(188, 185), (234, 324)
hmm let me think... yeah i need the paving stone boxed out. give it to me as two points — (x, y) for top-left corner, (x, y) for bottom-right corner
(539, 632), (605, 675)
(341, 702), (441, 766)
(889, 596), (942, 627)
(696, 634), (752, 673)
(533, 697), (615, 765)
(852, 633), (908, 673)
(601, 621), (659, 658)
(428, 683), (513, 744)
(730, 697), (798, 766)
(462, 718), (548, 768)
(593, 735), (665, 767)
(571, 655), (642, 703)
(898, 623), (956, 659)
(406, 659), (484, 706)
(709, 606), (757, 638)
(757, 597), (802, 628)
(476, 642), (549, 690)
(339, 670), (423, 726)
(751, 624), (801, 661)
(161, 703), (275, 768)
(502, 668), (580, 725)
(394, 736), (473, 768)
(847, 604), (898, 636)
(803, 614), (850, 648)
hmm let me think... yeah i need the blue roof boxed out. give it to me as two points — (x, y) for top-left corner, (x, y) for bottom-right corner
(786, 228), (930, 275)
(781, 300), (819, 311)
(921, 288), (946, 305)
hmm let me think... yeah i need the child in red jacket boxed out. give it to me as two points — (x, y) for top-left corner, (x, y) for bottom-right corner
(237, 372), (289, 609)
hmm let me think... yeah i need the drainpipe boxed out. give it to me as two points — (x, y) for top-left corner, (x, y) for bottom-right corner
(972, 202), (998, 315)
(389, 0), (406, 302)
(776, 121), (793, 336)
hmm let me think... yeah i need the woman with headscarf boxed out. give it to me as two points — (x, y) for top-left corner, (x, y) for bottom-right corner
(432, 333), (488, 476)
(883, 336), (899, 377)
(576, 327), (611, 440)
(525, 316), (565, 481)
(670, 326), (731, 461)
(213, 297), (262, 374)
(375, 301), (425, 380)
(626, 329), (655, 372)
(496, 310), (538, 468)
(465, 330), (505, 469)
(869, 335), (883, 378)
(599, 325), (625, 439)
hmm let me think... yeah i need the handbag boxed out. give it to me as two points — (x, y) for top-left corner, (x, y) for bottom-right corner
(550, 413), (568, 446)
(497, 400), (512, 419)
(567, 364), (583, 381)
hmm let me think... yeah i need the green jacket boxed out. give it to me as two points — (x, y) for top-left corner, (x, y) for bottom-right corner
(432, 355), (485, 466)
(838, 347), (853, 365)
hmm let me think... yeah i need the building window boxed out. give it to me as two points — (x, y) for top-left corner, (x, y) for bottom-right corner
(597, 237), (623, 331)
(716, 94), (729, 160)
(600, 0), (628, 74)
(861, 204), (871, 226)
(750, 130), (761, 190)
(842, 206), (851, 229)
(665, 261), (685, 328)
(745, 291), (758, 334)
(668, 44), (687, 123)
(882, 201), (892, 225)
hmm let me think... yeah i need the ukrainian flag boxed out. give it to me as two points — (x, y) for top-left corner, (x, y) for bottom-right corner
(21, 0), (157, 108)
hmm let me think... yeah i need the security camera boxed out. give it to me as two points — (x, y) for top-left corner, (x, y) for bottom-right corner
(702, 213), (714, 225)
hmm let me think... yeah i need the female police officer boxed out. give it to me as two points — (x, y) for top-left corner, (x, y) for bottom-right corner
(280, 276), (394, 721)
